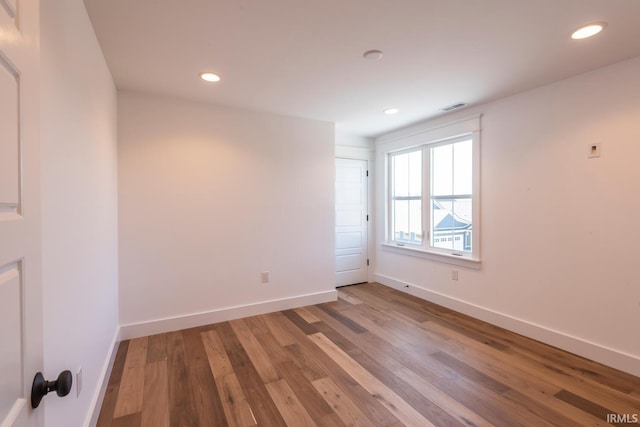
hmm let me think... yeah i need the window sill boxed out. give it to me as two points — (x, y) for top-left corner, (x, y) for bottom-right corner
(381, 242), (481, 270)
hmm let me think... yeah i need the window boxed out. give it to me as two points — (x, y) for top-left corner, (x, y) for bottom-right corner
(431, 138), (473, 253)
(384, 116), (480, 263)
(390, 149), (422, 245)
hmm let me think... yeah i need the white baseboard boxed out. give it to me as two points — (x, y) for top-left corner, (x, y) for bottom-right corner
(375, 273), (640, 377)
(85, 327), (121, 427)
(120, 290), (338, 340)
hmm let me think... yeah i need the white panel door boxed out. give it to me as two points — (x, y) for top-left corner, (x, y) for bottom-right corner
(335, 158), (368, 286)
(0, 0), (43, 426)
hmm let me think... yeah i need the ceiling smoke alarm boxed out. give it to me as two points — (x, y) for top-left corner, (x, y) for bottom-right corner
(362, 50), (384, 61)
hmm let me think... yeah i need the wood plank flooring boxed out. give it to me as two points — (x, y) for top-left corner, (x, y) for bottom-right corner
(97, 283), (640, 427)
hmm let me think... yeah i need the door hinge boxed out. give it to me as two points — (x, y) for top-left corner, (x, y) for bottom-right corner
(367, 259), (370, 266)
(366, 214), (369, 221)
(366, 170), (369, 177)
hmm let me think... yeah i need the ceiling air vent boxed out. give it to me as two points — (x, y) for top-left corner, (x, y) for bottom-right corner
(441, 102), (468, 112)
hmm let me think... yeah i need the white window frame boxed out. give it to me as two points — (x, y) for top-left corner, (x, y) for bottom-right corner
(379, 115), (481, 269)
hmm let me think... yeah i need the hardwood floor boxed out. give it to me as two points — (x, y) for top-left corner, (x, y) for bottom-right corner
(97, 283), (640, 427)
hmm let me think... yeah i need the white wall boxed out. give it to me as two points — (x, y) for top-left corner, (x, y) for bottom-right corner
(118, 92), (335, 335)
(375, 57), (640, 376)
(40, 1), (119, 426)
(335, 132), (374, 150)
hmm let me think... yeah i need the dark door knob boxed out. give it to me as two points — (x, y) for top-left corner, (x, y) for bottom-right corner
(31, 370), (73, 409)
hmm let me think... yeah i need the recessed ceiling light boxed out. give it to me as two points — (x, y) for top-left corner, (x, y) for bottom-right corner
(200, 72), (221, 82)
(363, 50), (384, 61)
(383, 108), (399, 115)
(571, 23), (606, 40)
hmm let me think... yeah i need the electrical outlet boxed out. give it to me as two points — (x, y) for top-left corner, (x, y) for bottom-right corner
(261, 271), (270, 283)
(76, 368), (83, 397)
(451, 270), (459, 281)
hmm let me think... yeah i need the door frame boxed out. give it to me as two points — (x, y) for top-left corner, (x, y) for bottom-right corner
(335, 145), (375, 284)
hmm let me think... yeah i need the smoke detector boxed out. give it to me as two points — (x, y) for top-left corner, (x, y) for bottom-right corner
(363, 50), (384, 61)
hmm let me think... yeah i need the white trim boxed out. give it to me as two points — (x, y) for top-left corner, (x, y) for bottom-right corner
(375, 273), (640, 377)
(85, 327), (121, 427)
(335, 133), (374, 150)
(471, 131), (481, 258)
(381, 243), (481, 269)
(0, 399), (25, 427)
(120, 290), (337, 340)
(376, 114), (481, 151)
(335, 145), (373, 160)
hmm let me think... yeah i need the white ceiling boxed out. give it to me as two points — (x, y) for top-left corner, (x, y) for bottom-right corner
(84, 0), (640, 137)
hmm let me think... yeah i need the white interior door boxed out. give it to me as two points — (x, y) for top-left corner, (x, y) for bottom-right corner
(0, 0), (43, 426)
(335, 158), (368, 286)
